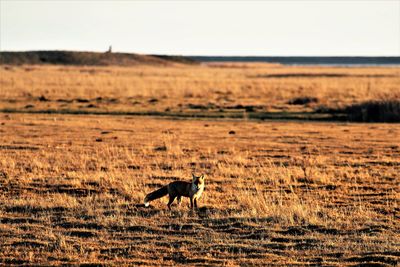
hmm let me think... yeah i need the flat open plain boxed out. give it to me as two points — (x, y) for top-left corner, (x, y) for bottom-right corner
(0, 113), (398, 266)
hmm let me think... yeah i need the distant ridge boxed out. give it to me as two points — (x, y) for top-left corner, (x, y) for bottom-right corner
(2, 51), (398, 66)
(189, 56), (400, 66)
(0, 51), (197, 66)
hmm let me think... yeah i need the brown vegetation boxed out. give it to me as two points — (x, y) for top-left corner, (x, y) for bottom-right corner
(0, 63), (399, 121)
(0, 62), (399, 265)
(0, 114), (399, 266)
(344, 100), (400, 122)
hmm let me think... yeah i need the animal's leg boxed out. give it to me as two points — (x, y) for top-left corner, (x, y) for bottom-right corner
(167, 195), (176, 210)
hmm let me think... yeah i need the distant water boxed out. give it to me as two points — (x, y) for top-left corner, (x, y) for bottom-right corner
(189, 56), (400, 66)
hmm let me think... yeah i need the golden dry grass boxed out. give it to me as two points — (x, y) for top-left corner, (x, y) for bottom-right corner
(0, 114), (399, 266)
(1, 64), (399, 117)
(0, 63), (399, 266)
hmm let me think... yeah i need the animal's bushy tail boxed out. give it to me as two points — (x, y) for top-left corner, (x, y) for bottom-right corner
(144, 186), (168, 207)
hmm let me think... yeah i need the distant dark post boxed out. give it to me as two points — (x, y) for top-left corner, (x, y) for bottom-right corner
(107, 45), (112, 53)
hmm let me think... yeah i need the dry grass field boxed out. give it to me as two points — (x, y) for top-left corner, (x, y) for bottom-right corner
(0, 63), (399, 266)
(1, 63), (399, 120)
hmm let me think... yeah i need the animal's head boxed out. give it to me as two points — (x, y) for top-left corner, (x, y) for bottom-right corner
(192, 173), (205, 189)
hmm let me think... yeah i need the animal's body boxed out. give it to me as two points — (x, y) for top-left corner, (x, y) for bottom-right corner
(144, 174), (205, 209)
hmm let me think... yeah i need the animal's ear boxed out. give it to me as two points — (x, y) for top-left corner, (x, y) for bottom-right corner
(200, 174), (205, 181)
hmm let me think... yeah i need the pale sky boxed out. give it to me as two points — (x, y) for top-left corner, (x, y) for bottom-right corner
(1, 0), (399, 56)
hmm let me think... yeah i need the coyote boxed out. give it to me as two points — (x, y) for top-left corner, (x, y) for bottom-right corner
(144, 174), (205, 210)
